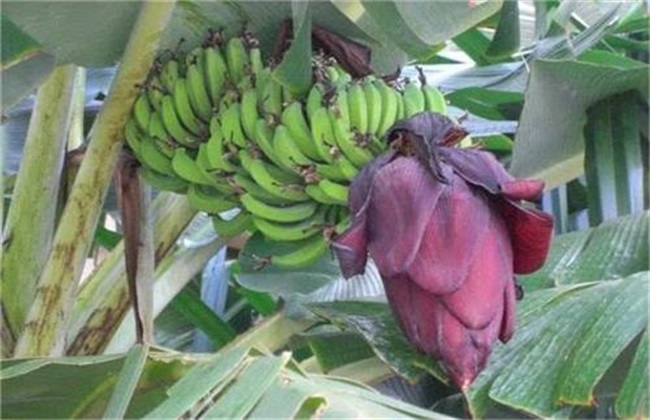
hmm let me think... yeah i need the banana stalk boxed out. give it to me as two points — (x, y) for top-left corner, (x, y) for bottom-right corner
(66, 192), (196, 355)
(13, 0), (176, 357)
(2, 64), (78, 345)
(104, 237), (224, 354)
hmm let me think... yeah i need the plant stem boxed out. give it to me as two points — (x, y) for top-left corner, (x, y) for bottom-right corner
(1, 64), (77, 342)
(66, 193), (196, 355)
(229, 311), (316, 354)
(13, 1), (177, 357)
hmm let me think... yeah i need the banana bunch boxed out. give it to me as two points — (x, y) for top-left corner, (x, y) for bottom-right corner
(124, 30), (449, 269)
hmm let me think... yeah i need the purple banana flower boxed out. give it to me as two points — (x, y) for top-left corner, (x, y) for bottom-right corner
(332, 113), (554, 390)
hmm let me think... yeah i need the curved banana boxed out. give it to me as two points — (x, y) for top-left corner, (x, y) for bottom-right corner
(231, 172), (292, 206)
(141, 166), (188, 194)
(124, 117), (144, 157)
(363, 79), (382, 136)
(305, 184), (344, 205)
(252, 119), (285, 168)
(186, 62), (213, 122)
(403, 79), (425, 117)
(318, 179), (348, 205)
(273, 124), (314, 173)
(329, 109), (373, 168)
(173, 78), (204, 136)
(422, 84), (447, 114)
(161, 95), (200, 148)
(188, 184), (239, 214)
(347, 82), (368, 133)
(248, 158), (309, 202)
(140, 136), (173, 174)
(204, 45), (228, 105)
(309, 106), (337, 163)
(133, 95), (152, 133)
(219, 103), (247, 147)
(212, 210), (254, 238)
(225, 36), (249, 85)
(271, 233), (329, 268)
(260, 76), (283, 118)
(306, 82), (325, 120)
(315, 163), (347, 183)
(240, 193), (318, 223)
(252, 206), (326, 241)
(240, 88), (259, 141)
(159, 59), (181, 93)
(171, 148), (215, 186)
(206, 120), (238, 172)
(282, 101), (322, 161)
(375, 79), (399, 137)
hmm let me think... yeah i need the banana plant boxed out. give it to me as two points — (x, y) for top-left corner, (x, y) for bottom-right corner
(2, 0), (648, 418)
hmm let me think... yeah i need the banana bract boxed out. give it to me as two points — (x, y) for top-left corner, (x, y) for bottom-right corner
(332, 113), (554, 390)
(124, 29), (448, 267)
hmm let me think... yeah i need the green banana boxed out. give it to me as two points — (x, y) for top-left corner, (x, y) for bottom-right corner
(315, 163), (348, 183)
(375, 79), (399, 137)
(159, 58), (181, 93)
(273, 124), (314, 173)
(402, 79), (425, 117)
(252, 119), (285, 168)
(282, 101), (322, 161)
(231, 172), (291, 206)
(260, 76), (283, 118)
(212, 210), (254, 238)
(271, 234), (329, 268)
(225, 36), (249, 85)
(329, 109), (374, 168)
(422, 84), (447, 114)
(124, 117), (144, 157)
(335, 154), (359, 180)
(204, 45), (228, 105)
(140, 137), (173, 174)
(252, 206), (327, 241)
(161, 95), (200, 148)
(173, 78), (204, 136)
(363, 79), (382, 135)
(219, 102), (247, 147)
(239, 88), (259, 141)
(133, 95), (152, 132)
(318, 179), (348, 205)
(240, 193), (318, 223)
(206, 120), (238, 172)
(146, 77), (165, 113)
(171, 148), (215, 186)
(305, 184), (344, 205)
(306, 82), (325, 120)
(394, 87), (405, 120)
(347, 82), (368, 133)
(309, 106), (337, 163)
(248, 158), (309, 202)
(188, 184), (239, 214)
(186, 62), (213, 122)
(141, 166), (188, 194)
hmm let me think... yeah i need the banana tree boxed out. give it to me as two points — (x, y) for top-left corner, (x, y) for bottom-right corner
(2, 0), (648, 418)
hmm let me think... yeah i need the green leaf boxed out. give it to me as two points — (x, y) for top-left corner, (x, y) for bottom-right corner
(273, 2), (312, 96)
(303, 331), (375, 372)
(103, 344), (149, 419)
(485, 0), (520, 58)
(520, 211), (649, 291)
(308, 300), (447, 384)
(510, 52), (649, 189)
(171, 287), (237, 348)
(446, 87), (523, 120)
(3, 2), (142, 67)
(467, 274), (648, 418)
(616, 329), (648, 418)
(200, 353), (290, 418)
(237, 232), (340, 296)
(1, 14), (42, 68)
(452, 28), (492, 66)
